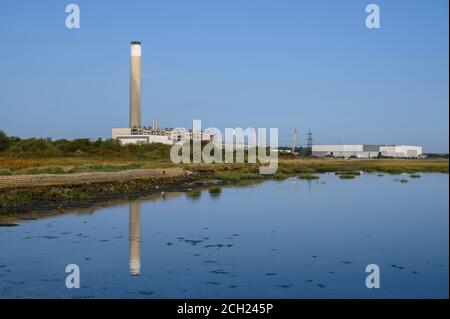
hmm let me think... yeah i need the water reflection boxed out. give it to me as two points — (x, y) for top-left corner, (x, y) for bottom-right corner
(129, 201), (141, 277)
(0, 174), (447, 298)
(208, 186), (222, 199)
(186, 189), (202, 200)
(290, 178), (297, 191)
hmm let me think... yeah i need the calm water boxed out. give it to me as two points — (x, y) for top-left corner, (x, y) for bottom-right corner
(0, 173), (448, 298)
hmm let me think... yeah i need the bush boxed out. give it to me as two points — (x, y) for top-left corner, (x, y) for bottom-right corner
(0, 168), (12, 176)
(0, 131), (174, 160)
(0, 130), (10, 152)
(18, 138), (50, 152)
(9, 145), (23, 155)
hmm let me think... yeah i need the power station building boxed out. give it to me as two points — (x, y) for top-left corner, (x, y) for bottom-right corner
(112, 41), (214, 145)
(311, 144), (423, 158)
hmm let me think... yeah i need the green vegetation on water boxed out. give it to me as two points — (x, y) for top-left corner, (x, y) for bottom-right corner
(335, 171), (361, 179)
(214, 169), (263, 183)
(208, 186), (222, 196)
(338, 175), (356, 180)
(298, 174), (320, 180)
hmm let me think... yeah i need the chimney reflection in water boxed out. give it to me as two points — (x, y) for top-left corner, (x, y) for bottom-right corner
(129, 201), (141, 276)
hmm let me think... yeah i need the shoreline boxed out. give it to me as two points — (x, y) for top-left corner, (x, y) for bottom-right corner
(0, 167), (186, 190)
(0, 158), (448, 217)
(0, 175), (228, 224)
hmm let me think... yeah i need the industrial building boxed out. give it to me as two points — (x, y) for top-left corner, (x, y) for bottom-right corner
(112, 41), (214, 145)
(312, 144), (423, 158)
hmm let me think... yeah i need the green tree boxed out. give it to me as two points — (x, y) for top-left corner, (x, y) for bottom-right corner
(0, 130), (11, 152)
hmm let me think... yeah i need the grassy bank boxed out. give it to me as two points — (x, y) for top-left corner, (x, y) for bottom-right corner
(1, 156), (448, 177)
(199, 158), (449, 183)
(0, 131), (448, 214)
(1, 130), (447, 176)
(0, 157), (447, 212)
(0, 175), (200, 217)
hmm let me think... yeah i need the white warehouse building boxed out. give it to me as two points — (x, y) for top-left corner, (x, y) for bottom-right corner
(312, 144), (423, 158)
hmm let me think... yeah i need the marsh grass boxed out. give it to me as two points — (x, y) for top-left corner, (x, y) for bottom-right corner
(0, 131), (448, 175)
(208, 186), (222, 197)
(335, 171), (361, 176)
(215, 168), (263, 182)
(339, 175), (356, 180)
(384, 169), (404, 175)
(298, 174), (320, 180)
(208, 186), (222, 193)
(0, 147), (447, 177)
(272, 172), (289, 180)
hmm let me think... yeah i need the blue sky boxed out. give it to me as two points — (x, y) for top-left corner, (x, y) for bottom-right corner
(0, 0), (448, 151)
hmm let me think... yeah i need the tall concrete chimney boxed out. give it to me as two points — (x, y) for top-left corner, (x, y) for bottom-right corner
(130, 41), (142, 129)
(129, 201), (141, 276)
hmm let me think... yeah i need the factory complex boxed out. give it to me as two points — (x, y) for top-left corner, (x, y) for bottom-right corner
(112, 41), (423, 158)
(312, 144), (423, 158)
(112, 41), (214, 146)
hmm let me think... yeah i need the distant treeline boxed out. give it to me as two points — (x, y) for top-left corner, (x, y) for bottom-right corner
(0, 130), (171, 159)
(0, 130), (295, 160)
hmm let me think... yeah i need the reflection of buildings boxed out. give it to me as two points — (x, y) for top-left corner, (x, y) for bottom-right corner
(126, 192), (188, 277)
(129, 201), (141, 276)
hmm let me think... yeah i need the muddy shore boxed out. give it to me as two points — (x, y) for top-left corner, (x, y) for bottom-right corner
(0, 168), (223, 217)
(1, 159), (448, 218)
(0, 175), (228, 224)
(0, 168), (185, 189)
